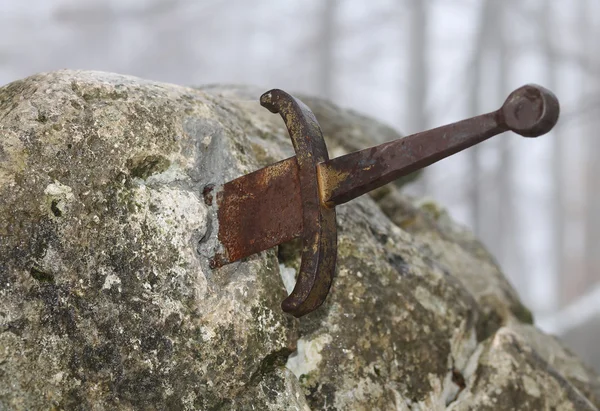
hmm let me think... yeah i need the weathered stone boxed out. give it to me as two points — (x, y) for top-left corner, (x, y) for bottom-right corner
(508, 322), (600, 408)
(0, 71), (298, 410)
(0, 70), (598, 410)
(446, 327), (597, 411)
(376, 191), (534, 334)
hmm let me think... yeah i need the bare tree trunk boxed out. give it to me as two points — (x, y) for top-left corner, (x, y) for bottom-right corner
(497, 1), (512, 270)
(405, 0), (428, 193)
(491, 1), (530, 300)
(583, 0), (600, 299)
(318, 0), (337, 99)
(467, 0), (494, 236)
(541, 0), (561, 312)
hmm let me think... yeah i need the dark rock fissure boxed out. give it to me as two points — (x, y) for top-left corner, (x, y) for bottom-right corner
(30, 266), (55, 283)
(50, 199), (62, 217)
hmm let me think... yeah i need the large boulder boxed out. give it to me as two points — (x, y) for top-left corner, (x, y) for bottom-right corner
(0, 70), (598, 410)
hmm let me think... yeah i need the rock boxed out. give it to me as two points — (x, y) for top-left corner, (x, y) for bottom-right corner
(445, 326), (597, 410)
(376, 191), (535, 333)
(0, 71), (299, 410)
(507, 322), (600, 408)
(0, 70), (598, 410)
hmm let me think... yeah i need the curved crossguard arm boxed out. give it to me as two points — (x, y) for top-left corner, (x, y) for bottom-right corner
(259, 90), (337, 317)
(210, 84), (559, 318)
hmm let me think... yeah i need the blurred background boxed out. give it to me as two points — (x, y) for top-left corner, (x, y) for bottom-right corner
(1, 0), (598, 370)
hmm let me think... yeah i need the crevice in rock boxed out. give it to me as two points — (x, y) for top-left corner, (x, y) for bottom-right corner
(443, 341), (485, 408)
(444, 367), (467, 407)
(0, 318), (28, 336)
(386, 252), (410, 276)
(446, 340), (489, 409)
(127, 154), (171, 180)
(50, 199), (62, 217)
(30, 266), (55, 283)
(248, 346), (294, 387)
(451, 368), (466, 391)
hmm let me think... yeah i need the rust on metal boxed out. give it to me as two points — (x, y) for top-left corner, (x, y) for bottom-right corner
(211, 84), (560, 317)
(318, 85), (560, 206)
(213, 156), (303, 266)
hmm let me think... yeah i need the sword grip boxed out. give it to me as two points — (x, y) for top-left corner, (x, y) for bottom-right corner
(319, 84), (560, 206)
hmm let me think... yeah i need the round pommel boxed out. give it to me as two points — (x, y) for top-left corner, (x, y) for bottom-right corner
(501, 84), (560, 137)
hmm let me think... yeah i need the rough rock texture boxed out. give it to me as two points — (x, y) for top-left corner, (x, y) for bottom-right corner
(0, 70), (599, 410)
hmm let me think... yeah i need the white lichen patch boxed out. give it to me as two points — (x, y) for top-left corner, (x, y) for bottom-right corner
(129, 184), (208, 251)
(51, 372), (65, 385)
(144, 163), (190, 186)
(522, 374), (541, 398)
(35, 246), (66, 276)
(414, 285), (447, 317)
(286, 334), (332, 379)
(102, 273), (122, 291)
(333, 376), (385, 410)
(43, 180), (76, 217)
(44, 181), (74, 199)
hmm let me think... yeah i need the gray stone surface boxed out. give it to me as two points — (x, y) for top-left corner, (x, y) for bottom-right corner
(0, 70), (598, 410)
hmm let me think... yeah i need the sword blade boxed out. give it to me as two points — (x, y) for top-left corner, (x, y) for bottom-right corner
(212, 157), (302, 266)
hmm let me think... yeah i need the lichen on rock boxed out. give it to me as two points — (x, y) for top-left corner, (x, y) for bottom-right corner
(0, 71), (598, 410)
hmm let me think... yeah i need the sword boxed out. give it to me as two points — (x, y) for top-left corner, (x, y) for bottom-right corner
(205, 85), (559, 317)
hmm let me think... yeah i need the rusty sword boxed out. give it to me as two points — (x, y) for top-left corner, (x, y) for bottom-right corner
(205, 85), (559, 317)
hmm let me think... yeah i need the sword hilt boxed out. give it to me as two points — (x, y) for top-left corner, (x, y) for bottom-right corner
(212, 84), (559, 318)
(318, 84), (560, 206)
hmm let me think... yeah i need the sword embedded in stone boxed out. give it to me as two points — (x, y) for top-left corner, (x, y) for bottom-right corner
(205, 85), (560, 317)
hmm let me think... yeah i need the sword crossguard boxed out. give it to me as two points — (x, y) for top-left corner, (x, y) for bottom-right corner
(259, 90), (337, 317)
